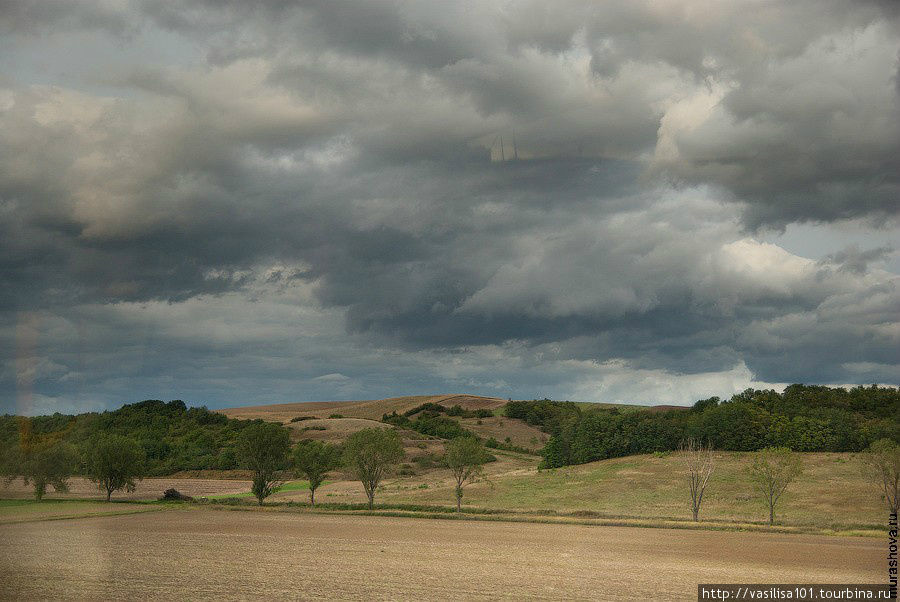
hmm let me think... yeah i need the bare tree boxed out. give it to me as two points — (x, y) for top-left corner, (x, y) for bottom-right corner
(749, 447), (803, 525)
(863, 439), (900, 514)
(680, 438), (714, 522)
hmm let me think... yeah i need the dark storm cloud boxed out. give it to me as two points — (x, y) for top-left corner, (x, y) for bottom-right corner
(0, 1), (898, 412)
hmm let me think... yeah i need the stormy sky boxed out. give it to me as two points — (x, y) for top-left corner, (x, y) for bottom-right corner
(1, 1), (898, 415)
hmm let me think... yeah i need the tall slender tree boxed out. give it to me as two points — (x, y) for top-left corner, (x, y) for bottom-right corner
(237, 422), (291, 505)
(343, 428), (404, 509)
(680, 438), (714, 522)
(445, 436), (490, 512)
(292, 440), (341, 507)
(749, 447), (803, 525)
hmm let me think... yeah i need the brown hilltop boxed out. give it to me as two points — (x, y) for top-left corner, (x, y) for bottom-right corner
(217, 394), (507, 423)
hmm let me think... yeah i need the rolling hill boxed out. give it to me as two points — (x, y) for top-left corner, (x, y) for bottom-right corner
(217, 394), (546, 448)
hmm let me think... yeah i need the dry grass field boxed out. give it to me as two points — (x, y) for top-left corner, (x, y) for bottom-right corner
(456, 415), (547, 450)
(268, 451), (881, 533)
(381, 452), (883, 532)
(0, 499), (164, 524)
(0, 509), (881, 601)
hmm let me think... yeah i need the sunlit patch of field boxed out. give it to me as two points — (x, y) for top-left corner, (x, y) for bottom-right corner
(0, 499), (162, 524)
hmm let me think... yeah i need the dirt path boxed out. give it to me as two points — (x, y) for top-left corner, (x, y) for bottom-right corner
(0, 509), (883, 600)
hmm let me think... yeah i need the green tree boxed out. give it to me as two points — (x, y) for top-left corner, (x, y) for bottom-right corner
(749, 446), (803, 525)
(863, 439), (900, 514)
(20, 440), (75, 501)
(6, 418), (75, 501)
(540, 434), (570, 468)
(237, 422), (291, 505)
(84, 435), (145, 501)
(292, 440), (341, 507)
(444, 436), (490, 512)
(343, 428), (404, 509)
(0, 437), (16, 482)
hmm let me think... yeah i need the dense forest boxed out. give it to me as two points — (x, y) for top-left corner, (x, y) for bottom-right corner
(506, 385), (900, 468)
(0, 400), (263, 476)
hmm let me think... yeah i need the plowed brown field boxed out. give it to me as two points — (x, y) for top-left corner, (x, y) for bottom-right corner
(0, 509), (882, 600)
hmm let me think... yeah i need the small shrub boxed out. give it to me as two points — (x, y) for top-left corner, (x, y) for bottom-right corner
(413, 453), (441, 470)
(328, 414), (344, 419)
(290, 416), (316, 423)
(301, 425), (327, 431)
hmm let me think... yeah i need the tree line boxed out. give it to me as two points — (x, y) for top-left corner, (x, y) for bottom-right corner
(505, 385), (898, 469)
(0, 400), (258, 476)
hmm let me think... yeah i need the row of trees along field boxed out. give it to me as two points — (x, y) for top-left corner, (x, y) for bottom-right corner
(5, 417), (900, 526)
(0, 418), (493, 511)
(505, 384), (899, 469)
(233, 424), (490, 510)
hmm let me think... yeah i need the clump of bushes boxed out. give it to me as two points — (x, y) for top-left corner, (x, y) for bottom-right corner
(413, 452), (443, 470)
(290, 416), (316, 423)
(382, 411), (476, 440)
(403, 403), (493, 420)
(485, 437), (537, 455)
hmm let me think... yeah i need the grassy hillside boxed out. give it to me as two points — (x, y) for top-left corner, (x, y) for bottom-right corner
(220, 394), (539, 449)
(304, 451), (883, 533)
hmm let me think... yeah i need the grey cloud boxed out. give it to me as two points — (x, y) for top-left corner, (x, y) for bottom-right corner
(822, 245), (895, 274)
(0, 1), (898, 412)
